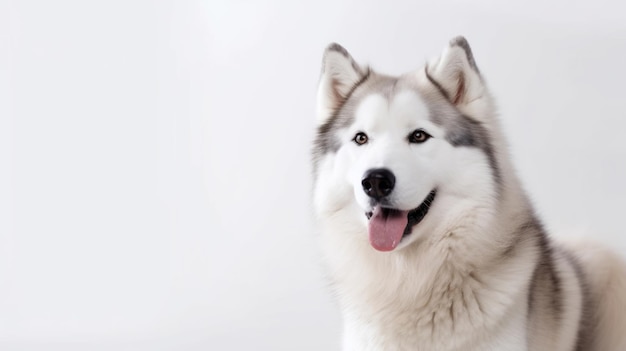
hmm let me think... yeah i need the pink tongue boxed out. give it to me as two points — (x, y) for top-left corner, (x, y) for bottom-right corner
(368, 207), (409, 251)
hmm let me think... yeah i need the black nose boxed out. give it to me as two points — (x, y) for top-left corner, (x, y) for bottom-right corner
(361, 168), (396, 200)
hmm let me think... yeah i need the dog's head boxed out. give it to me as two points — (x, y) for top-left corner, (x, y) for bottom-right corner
(313, 37), (501, 252)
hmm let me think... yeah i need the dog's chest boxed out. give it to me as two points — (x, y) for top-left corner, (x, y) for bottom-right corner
(339, 275), (529, 351)
(343, 307), (528, 351)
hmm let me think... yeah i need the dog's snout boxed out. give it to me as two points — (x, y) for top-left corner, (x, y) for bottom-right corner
(361, 168), (396, 200)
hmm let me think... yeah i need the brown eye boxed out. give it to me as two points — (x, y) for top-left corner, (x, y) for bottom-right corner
(409, 129), (431, 144)
(353, 132), (368, 145)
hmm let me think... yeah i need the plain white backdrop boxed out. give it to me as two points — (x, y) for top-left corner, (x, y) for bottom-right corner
(2, 0), (626, 350)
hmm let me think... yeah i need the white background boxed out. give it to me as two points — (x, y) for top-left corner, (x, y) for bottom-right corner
(2, 0), (626, 350)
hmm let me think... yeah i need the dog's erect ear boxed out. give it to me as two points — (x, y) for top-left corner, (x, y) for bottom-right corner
(316, 43), (367, 124)
(426, 36), (484, 108)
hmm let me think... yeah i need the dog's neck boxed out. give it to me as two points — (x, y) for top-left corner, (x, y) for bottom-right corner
(326, 179), (539, 346)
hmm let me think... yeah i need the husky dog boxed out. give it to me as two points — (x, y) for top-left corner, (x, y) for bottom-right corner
(312, 36), (626, 351)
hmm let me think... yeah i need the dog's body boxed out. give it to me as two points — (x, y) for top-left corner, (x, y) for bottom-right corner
(312, 37), (626, 350)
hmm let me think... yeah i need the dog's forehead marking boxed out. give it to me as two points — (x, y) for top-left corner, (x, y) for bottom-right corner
(351, 91), (437, 141)
(354, 94), (389, 130)
(389, 90), (430, 123)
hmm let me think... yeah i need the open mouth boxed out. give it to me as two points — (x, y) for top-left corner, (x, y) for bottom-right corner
(365, 190), (437, 251)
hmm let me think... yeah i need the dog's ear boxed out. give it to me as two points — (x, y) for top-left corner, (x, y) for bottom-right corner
(317, 43), (367, 124)
(426, 36), (484, 108)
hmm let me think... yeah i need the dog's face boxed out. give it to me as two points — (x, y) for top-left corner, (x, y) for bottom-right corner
(313, 38), (500, 252)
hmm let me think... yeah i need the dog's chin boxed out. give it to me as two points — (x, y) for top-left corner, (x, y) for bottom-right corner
(364, 190), (437, 251)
